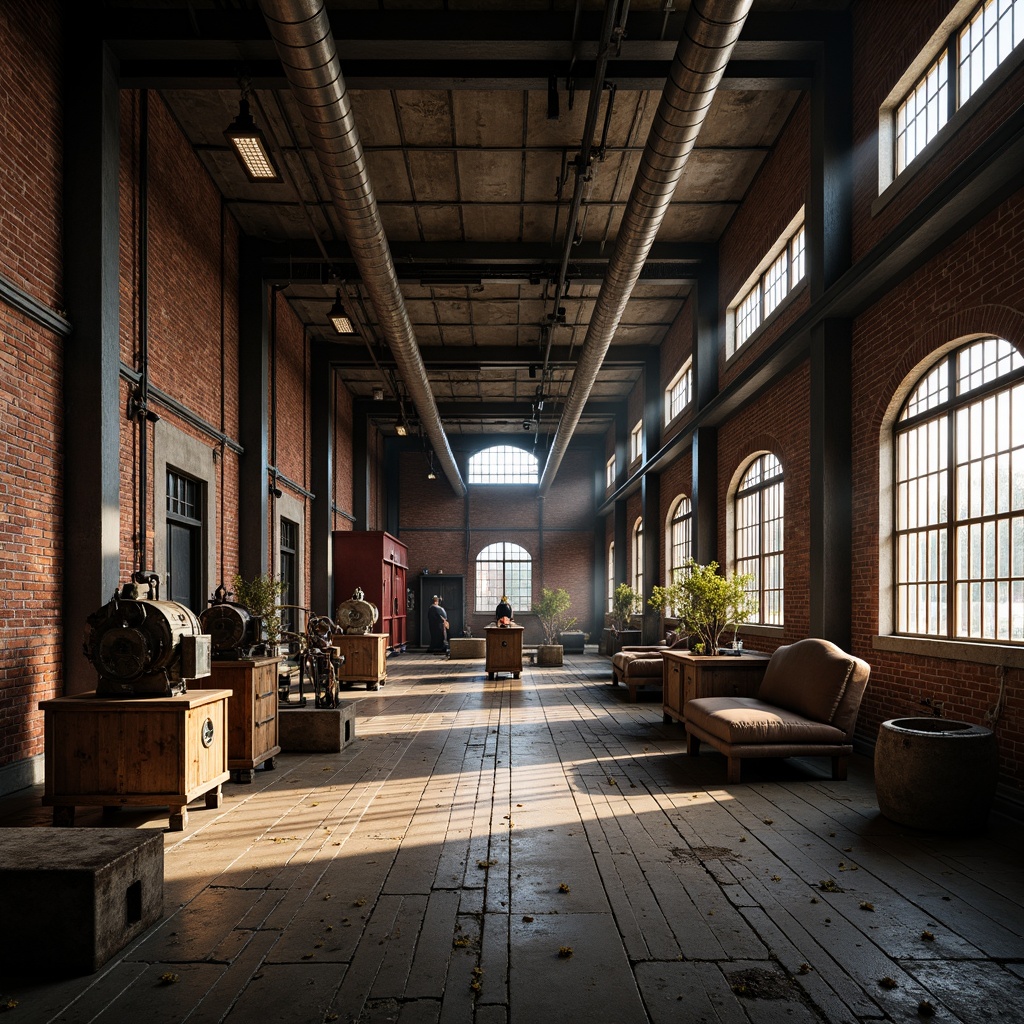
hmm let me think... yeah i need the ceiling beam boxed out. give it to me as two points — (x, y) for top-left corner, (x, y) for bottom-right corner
(327, 344), (653, 368)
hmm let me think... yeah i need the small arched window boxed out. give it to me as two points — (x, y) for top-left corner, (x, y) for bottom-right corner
(735, 453), (784, 624)
(632, 518), (644, 598)
(475, 542), (532, 613)
(894, 336), (1024, 640)
(607, 541), (615, 613)
(468, 445), (538, 484)
(664, 495), (692, 616)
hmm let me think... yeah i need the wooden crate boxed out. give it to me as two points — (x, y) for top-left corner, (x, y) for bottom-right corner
(332, 632), (388, 690)
(196, 658), (281, 782)
(41, 689), (231, 831)
(485, 626), (523, 678)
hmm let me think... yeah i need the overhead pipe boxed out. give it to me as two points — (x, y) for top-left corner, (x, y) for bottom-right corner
(258, 0), (466, 496)
(538, 0), (753, 494)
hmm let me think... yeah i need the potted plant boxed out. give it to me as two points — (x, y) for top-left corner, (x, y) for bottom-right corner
(648, 559), (754, 655)
(531, 586), (576, 666)
(606, 582), (642, 654)
(232, 572), (285, 656)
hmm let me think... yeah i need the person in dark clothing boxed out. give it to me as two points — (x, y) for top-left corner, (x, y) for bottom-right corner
(495, 595), (513, 623)
(427, 595), (449, 653)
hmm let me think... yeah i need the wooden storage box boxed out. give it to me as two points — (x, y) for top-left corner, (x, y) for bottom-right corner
(41, 689), (231, 831)
(485, 625), (523, 678)
(196, 657), (281, 782)
(332, 632), (388, 690)
(661, 650), (770, 725)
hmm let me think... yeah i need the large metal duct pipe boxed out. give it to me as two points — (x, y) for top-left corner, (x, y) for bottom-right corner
(259, 0), (467, 497)
(538, 0), (752, 494)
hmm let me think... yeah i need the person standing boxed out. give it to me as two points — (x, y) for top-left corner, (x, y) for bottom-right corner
(494, 595), (513, 624)
(427, 595), (449, 653)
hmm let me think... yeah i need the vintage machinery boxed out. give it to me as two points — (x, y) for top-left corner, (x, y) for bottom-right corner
(84, 575), (212, 697)
(335, 587), (379, 635)
(199, 585), (262, 659)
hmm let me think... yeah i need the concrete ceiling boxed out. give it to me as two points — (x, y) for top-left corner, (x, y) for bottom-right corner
(106, 0), (848, 440)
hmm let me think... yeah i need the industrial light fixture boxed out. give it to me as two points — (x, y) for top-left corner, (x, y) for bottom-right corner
(372, 386), (384, 401)
(224, 95), (281, 183)
(395, 421), (408, 436)
(328, 290), (356, 335)
(427, 452), (436, 480)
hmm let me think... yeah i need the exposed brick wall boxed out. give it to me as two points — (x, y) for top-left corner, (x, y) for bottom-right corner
(0, 2), (64, 770)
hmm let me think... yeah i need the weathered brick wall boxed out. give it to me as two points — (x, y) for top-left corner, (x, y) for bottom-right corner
(0, 2), (64, 771)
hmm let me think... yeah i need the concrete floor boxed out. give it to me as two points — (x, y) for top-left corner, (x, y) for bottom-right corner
(2, 650), (1023, 1023)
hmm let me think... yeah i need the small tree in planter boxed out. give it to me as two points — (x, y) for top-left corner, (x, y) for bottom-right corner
(531, 586), (577, 666)
(611, 583), (641, 632)
(232, 572), (285, 655)
(649, 559), (755, 655)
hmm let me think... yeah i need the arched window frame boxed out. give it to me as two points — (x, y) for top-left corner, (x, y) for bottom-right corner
(632, 517), (644, 599)
(467, 445), (539, 484)
(733, 453), (785, 625)
(665, 495), (692, 617)
(475, 542), (532, 613)
(892, 336), (1024, 643)
(607, 541), (615, 613)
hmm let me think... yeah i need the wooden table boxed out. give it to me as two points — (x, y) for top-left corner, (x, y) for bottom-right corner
(661, 650), (771, 725)
(485, 625), (523, 678)
(196, 658), (281, 783)
(40, 689), (231, 831)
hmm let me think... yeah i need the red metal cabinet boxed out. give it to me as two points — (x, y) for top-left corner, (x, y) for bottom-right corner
(332, 531), (408, 652)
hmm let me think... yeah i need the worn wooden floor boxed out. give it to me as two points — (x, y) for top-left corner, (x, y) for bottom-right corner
(2, 650), (1023, 1024)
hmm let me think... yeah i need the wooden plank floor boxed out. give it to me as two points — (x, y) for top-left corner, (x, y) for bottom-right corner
(2, 650), (1023, 1023)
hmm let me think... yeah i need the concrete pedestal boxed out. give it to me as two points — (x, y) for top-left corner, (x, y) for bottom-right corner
(279, 704), (358, 753)
(0, 828), (164, 974)
(449, 637), (485, 659)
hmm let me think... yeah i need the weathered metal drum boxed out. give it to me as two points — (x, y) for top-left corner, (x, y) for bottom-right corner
(874, 717), (998, 832)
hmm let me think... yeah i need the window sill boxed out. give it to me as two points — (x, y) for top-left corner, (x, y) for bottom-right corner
(872, 634), (1024, 668)
(736, 624), (784, 639)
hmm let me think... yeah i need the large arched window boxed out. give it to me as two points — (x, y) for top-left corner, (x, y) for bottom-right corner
(735, 453), (784, 624)
(895, 337), (1024, 641)
(475, 542), (532, 613)
(665, 495), (692, 616)
(632, 518), (644, 598)
(468, 445), (538, 484)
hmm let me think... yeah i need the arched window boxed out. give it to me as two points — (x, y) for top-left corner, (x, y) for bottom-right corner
(894, 337), (1024, 641)
(607, 541), (615, 613)
(468, 445), (538, 484)
(475, 542), (532, 613)
(632, 518), (644, 598)
(735, 453), (784, 624)
(665, 495), (692, 615)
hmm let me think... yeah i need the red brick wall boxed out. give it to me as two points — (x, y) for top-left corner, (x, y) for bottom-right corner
(0, 2), (64, 770)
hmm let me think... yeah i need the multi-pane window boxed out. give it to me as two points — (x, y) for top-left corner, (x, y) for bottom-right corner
(732, 221), (806, 353)
(665, 496), (692, 616)
(166, 469), (203, 611)
(735, 454), (784, 624)
(665, 359), (693, 424)
(607, 541), (615, 613)
(468, 445), (538, 484)
(475, 542), (532, 613)
(632, 518), (644, 598)
(894, 0), (1023, 176)
(279, 517), (298, 636)
(630, 421), (643, 464)
(606, 454), (616, 490)
(894, 337), (1024, 642)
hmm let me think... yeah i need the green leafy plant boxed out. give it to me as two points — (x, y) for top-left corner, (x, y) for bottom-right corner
(611, 583), (641, 632)
(648, 559), (755, 654)
(232, 572), (285, 648)
(531, 586), (577, 645)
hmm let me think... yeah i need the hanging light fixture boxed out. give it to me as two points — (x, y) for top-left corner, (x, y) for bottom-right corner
(224, 94), (282, 183)
(427, 452), (436, 480)
(394, 420), (408, 436)
(327, 289), (355, 335)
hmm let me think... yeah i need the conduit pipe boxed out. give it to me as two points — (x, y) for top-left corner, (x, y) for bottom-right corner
(258, 0), (467, 496)
(538, 0), (752, 494)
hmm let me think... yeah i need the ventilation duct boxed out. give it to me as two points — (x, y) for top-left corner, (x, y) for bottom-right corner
(258, 0), (466, 496)
(538, 0), (753, 493)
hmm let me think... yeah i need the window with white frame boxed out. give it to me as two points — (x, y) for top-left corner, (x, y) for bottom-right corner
(475, 542), (532, 613)
(889, 0), (1024, 179)
(729, 213), (805, 356)
(735, 453), (785, 624)
(632, 518), (644, 598)
(468, 445), (538, 484)
(607, 541), (615, 613)
(630, 420), (643, 464)
(606, 454), (616, 490)
(665, 495), (692, 616)
(665, 359), (693, 424)
(894, 337), (1024, 642)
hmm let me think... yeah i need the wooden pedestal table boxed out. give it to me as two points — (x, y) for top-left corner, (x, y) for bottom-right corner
(333, 632), (389, 690)
(661, 650), (771, 725)
(40, 689), (231, 831)
(195, 657), (281, 783)
(485, 625), (523, 679)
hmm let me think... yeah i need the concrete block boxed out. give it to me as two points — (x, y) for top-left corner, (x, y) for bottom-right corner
(0, 827), (164, 975)
(449, 638), (485, 659)
(279, 704), (357, 753)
